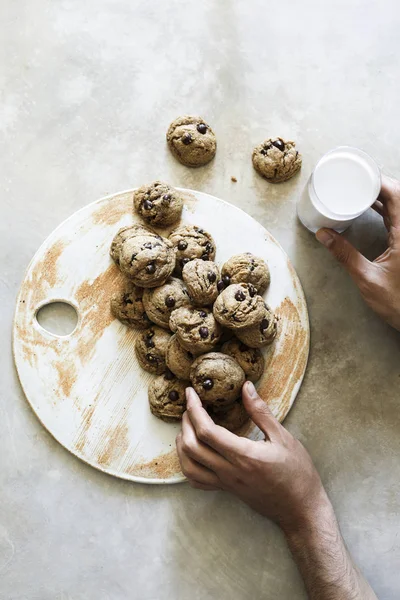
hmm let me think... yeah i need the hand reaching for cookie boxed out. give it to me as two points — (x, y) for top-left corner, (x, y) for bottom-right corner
(316, 175), (400, 332)
(176, 382), (325, 529)
(176, 384), (377, 599)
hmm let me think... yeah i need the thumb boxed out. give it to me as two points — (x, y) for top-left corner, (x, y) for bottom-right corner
(242, 381), (282, 442)
(316, 228), (372, 281)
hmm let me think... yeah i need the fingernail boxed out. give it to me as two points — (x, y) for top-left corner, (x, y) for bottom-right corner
(245, 381), (257, 398)
(316, 229), (334, 247)
(185, 387), (195, 402)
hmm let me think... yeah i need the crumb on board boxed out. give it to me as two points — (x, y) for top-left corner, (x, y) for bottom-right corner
(231, 176), (237, 183)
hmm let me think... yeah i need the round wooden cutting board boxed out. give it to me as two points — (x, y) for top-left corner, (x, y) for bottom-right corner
(13, 189), (310, 484)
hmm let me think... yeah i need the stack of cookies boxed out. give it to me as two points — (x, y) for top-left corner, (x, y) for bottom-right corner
(110, 181), (277, 432)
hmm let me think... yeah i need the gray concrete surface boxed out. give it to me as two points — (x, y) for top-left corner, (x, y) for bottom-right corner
(1, 0), (400, 598)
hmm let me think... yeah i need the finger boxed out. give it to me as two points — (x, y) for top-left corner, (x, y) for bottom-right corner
(188, 480), (220, 491)
(185, 387), (250, 462)
(176, 434), (221, 487)
(315, 229), (373, 281)
(242, 381), (283, 443)
(371, 202), (391, 232)
(378, 175), (400, 228)
(372, 201), (384, 218)
(181, 412), (234, 474)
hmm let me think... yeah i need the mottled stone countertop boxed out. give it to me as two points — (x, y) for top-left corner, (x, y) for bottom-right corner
(1, 1), (400, 598)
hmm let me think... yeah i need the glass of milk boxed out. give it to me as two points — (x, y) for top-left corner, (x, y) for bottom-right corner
(297, 146), (381, 233)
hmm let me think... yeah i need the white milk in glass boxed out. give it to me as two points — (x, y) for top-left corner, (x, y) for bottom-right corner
(297, 147), (381, 233)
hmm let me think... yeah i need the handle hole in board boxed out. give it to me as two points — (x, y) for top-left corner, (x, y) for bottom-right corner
(36, 301), (79, 337)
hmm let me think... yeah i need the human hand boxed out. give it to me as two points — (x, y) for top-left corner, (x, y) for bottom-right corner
(316, 175), (400, 331)
(176, 382), (329, 534)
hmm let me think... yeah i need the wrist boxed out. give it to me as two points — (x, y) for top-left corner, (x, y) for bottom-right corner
(281, 488), (336, 543)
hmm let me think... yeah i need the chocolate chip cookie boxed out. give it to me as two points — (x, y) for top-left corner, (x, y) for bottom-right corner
(252, 137), (302, 183)
(207, 399), (249, 432)
(169, 306), (222, 355)
(182, 259), (220, 306)
(148, 371), (190, 423)
(190, 352), (245, 407)
(169, 224), (216, 275)
(110, 224), (155, 265)
(221, 253), (270, 295)
(135, 326), (171, 374)
(236, 304), (278, 348)
(133, 181), (184, 227)
(142, 277), (191, 329)
(119, 232), (175, 287)
(165, 334), (195, 380)
(221, 338), (265, 383)
(166, 115), (217, 167)
(110, 282), (151, 329)
(213, 283), (265, 330)
(148, 372), (188, 422)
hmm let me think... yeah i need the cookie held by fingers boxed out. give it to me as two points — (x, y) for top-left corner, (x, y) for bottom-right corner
(190, 352), (245, 407)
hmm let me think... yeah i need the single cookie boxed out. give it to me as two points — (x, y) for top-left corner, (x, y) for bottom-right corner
(165, 334), (195, 380)
(166, 115), (216, 167)
(135, 326), (171, 374)
(110, 282), (151, 329)
(119, 232), (175, 287)
(182, 259), (220, 306)
(148, 372), (188, 422)
(236, 304), (278, 348)
(213, 283), (265, 330)
(252, 137), (302, 183)
(110, 224), (156, 265)
(133, 181), (184, 227)
(169, 224), (216, 275)
(169, 306), (222, 355)
(207, 400), (249, 433)
(221, 253), (270, 295)
(190, 352), (245, 407)
(221, 338), (265, 383)
(142, 277), (191, 329)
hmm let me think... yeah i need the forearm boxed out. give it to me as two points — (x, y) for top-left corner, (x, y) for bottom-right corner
(284, 492), (377, 600)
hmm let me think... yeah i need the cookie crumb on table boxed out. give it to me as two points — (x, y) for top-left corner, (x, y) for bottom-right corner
(231, 176), (237, 183)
